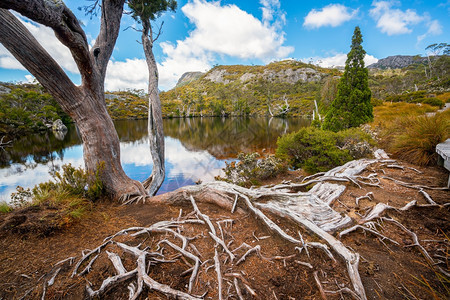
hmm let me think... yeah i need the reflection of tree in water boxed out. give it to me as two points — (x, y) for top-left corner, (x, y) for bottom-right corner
(163, 117), (309, 159)
(0, 118), (309, 173)
(0, 124), (80, 170)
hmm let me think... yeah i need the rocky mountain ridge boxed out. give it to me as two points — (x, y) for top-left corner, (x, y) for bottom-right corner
(367, 55), (429, 69)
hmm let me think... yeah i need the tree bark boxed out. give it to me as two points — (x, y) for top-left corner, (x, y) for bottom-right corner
(142, 20), (165, 196)
(0, 2), (146, 199)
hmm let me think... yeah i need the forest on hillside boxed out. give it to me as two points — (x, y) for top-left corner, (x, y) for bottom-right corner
(0, 55), (449, 139)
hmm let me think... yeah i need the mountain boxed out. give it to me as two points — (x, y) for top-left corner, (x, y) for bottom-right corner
(176, 72), (204, 87)
(368, 55), (428, 69)
(160, 60), (342, 118)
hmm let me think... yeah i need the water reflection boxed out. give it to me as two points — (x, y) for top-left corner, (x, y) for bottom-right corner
(0, 117), (308, 201)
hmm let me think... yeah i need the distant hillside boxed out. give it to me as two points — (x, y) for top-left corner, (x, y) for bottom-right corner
(160, 60), (342, 118)
(368, 55), (428, 69)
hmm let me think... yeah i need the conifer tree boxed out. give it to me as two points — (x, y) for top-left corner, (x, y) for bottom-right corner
(323, 26), (373, 132)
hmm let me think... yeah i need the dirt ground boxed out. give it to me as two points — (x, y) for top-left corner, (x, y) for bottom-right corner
(0, 160), (449, 299)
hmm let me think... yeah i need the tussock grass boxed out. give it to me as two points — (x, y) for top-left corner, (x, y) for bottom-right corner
(379, 109), (449, 166)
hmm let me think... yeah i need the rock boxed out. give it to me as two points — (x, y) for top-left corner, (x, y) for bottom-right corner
(204, 69), (230, 84)
(52, 119), (67, 132)
(52, 119), (67, 140)
(176, 72), (204, 87)
(0, 85), (11, 94)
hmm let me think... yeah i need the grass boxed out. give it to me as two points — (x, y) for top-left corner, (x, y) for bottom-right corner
(0, 201), (12, 213)
(6, 163), (105, 228)
(371, 102), (449, 166)
(390, 112), (449, 165)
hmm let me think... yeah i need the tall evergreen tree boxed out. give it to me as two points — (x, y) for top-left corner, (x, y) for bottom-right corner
(323, 26), (373, 132)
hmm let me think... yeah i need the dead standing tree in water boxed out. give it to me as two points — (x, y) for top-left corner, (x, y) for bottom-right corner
(127, 0), (177, 197)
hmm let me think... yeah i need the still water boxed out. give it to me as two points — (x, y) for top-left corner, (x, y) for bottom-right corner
(0, 117), (308, 201)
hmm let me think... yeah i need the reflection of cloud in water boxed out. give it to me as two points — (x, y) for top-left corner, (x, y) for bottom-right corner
(120, 137), (226, 194)
(0, 146), (84, 202)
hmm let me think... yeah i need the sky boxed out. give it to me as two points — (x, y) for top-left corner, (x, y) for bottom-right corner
(0, 0), (448, 91)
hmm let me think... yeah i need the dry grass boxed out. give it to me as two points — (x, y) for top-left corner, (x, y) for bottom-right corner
(374, 104), (450, 166)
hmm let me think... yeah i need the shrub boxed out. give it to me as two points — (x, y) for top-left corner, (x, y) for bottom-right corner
(389, 111), (450, 166)
(276, 127), (372, 173)
(420, 97), (444, 108)
(33, 163), (104, 202)
(217, 152), (286, 187)
(10, 186), (33, 208)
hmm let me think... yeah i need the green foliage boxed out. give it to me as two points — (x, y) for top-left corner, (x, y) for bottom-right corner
(420, 97), (444, 108)
(0, 83), (70, 137)
(0, 201), (12, 213)
(388, 111), (450, 166)
(128, 0), (177, 21)
(276, 127), (372, 173)
(217, 153), (286, 187)
(33, 163), (105, 202)
(323, 27), (373, 132)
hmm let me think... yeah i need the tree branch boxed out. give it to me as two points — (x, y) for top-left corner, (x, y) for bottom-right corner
(0, 9), (80, 113)
(0, 0), (98, 88)
(91, 0), (126, 82)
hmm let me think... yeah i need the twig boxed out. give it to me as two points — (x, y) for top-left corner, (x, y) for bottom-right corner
(313, 271), (328, 300)
(214, 249), (223, 300)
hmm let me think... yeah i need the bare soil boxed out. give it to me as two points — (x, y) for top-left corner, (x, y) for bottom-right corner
(0, 161), (449, 299)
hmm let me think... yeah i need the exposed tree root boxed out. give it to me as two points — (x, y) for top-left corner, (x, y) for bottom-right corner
(40, 155), (449, 299)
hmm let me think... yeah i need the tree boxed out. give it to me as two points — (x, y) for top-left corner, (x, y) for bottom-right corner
(0, 1), (146, 200)
(323, 26), (373, 132)
(128, 0), (177, 196)
(425, 42), (450, 80)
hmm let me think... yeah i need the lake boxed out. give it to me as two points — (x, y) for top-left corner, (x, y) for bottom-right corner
(0, 117), (309, 202)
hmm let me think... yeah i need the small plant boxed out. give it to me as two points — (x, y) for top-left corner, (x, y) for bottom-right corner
(33, 162), (105, 202)
(10, 186), (32, 208)
(0, 201), (12, 213)
(217, 152), (286, 187)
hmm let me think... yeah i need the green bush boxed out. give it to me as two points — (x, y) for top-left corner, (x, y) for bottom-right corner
(276, 127), (372, 173)
(420, 97), (444, 108)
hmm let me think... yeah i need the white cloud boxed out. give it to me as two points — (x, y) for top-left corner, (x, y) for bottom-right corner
(0, 14), (78, 74)
(25, 75), (35, 83)
(370, 1), (424, 35)
(156, 0), (293, 90)
(307, 53), (378, 68)
(303, 4), (358, 28)
(105, 58), (148, 91)
(417, 19), (443, 44)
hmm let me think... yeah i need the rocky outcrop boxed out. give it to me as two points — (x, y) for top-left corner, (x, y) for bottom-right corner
(262, 67), (323, 84)
(204, 69), (230, 84)
(205, 67), (324, 85)
(368, 55), (428, 69)
(176, 72), (204, 87)
(0, 83), (12, 94)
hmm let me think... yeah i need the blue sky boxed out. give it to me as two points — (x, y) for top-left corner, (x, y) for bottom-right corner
(0, 0), (448, 91)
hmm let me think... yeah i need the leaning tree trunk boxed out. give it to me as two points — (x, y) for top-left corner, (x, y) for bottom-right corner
(141, 20), (165, 196)
(0, 2), (147, 199)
